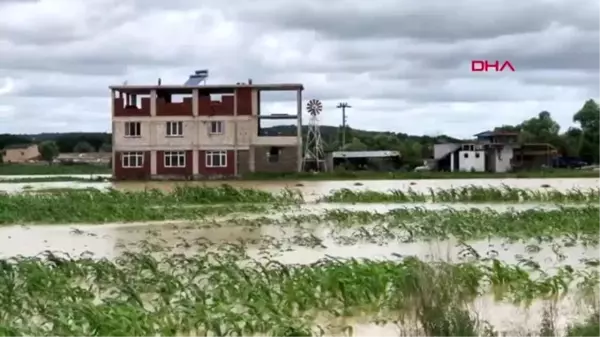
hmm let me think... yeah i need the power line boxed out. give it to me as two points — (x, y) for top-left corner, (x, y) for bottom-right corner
(336, 102), (351, 149)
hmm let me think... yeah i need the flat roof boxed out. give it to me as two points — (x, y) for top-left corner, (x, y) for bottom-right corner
(474, 130), (520, 137)
(332, 151), (401, 158)
(109, 83), (304, 94)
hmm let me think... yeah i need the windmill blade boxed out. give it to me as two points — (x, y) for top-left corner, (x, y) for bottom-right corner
(306, 99), (323, 115)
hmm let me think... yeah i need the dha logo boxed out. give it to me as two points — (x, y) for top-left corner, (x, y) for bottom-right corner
(471, 60), (515, 72)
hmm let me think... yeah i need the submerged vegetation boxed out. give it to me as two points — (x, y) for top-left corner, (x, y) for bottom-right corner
(199, 206), (600, 245)
(0, 182), (598, 335)
(321, 186), (600, 203)
(0, 245), (597, 336)
(0, 185), (598, 224)
(0, 185), (302, 224)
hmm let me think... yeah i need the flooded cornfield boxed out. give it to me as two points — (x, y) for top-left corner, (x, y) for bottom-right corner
(0, 177), (598, 336)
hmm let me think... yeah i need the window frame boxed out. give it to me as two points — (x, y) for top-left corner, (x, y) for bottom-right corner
(166, 121), (184, 137)
(205, 151), (227, 168)
(209, 121), (224, 134)
(164, 151), (186, 168)
(124, 122), (141, 138)
(121, 152), (144, 168)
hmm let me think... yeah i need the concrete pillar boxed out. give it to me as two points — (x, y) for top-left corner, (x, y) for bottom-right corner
(251, 89), (259, 115)
(249, 146), (255, 172)
(150, 90), (157, 116)
(150, 150), (157, 175)
(249, 89), (258, 173)
(450, 152), (455, 172)
(110, 90), (116, 175)
(192, 150), (199, 175)
(296, 89), (303, 172)
(192, 89), (198, 117)
(233, 89), (239, 176)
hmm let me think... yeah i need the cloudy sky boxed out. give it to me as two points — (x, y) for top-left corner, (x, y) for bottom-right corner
(0, 0), (598, 137)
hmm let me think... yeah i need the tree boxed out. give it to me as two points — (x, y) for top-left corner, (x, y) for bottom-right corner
(38, 141), (60, 164)
(573, 99), (599, 164)
(99, 143), (112, 152)
(343, 137), (368, 151)
(519, 111), (561, 143)
(73, 141), (95, 153)
(560, 127), (584, 157)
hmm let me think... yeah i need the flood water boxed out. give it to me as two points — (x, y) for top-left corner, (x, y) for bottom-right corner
(0, 176), (598, 336)
(1, 176), (598, 198)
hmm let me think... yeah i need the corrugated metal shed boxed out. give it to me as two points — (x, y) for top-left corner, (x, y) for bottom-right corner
(331, 151), (401, 158)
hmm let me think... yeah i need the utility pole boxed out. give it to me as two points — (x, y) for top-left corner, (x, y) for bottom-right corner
(336, 102), (351, 149)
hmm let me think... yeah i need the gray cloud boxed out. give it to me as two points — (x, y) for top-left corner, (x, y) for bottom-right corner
(0, 0), (597, 137)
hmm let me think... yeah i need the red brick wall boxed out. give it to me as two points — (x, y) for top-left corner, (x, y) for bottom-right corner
(156, 150), (193, 176)
(113, 98), (151, 117)
(198, 95), (235, 116)
(198, 150), (235, 176)
(113, 151), (151, 180)
(156, 97), (193, 116)
(236, 88), (252, 116)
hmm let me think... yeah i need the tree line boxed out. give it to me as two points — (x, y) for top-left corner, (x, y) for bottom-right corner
(0, 99), (597, 166)
(303, 99), (599, 167)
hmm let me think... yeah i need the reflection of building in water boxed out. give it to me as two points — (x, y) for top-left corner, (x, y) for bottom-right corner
(0, 225), (119, 260)
(110, 73), (304, 180)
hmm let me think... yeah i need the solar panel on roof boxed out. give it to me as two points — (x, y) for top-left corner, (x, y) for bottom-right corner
(184, 69), (209, 86)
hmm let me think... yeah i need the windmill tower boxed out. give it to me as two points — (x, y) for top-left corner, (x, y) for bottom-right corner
(302, 99), (327, 172)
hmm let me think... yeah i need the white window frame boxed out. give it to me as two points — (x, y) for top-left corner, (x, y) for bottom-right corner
(209, 121), (224, 134)
(164, 151), (186, 168)
(124, 122), (141, 138)
(166, 121), (183, 137)
(205, 151), (227, 168)
(121, 152), (144, 168)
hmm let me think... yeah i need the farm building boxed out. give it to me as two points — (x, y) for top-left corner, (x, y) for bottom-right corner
(433, 131), (557, 172)
(326, 151), (402, 171)
(1, 144), (40, 163)
(110, 75), (303, 180)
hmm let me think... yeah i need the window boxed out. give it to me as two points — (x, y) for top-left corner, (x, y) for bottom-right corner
(164, 151), (186, 168)
(121, 152), (144, 168)
(209, 121), (224, 134)
(205, 151), (227, 167)
(268, 147), (281, 163)
(475, 153), (480, 158)
(124, 122), (141, 137)
(166, 121), (183, 137)
(463, 153), (469, 158)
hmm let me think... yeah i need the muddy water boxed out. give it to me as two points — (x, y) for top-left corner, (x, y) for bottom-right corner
(1, 176), (598, 199)
(0, 174), (111, 180)
(1, 177), (597, 336)
(1, 217), (595, 268)
(1, 219), (594, 336)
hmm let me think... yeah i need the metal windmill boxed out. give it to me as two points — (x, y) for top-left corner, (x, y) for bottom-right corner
(302, 99), (327, 172)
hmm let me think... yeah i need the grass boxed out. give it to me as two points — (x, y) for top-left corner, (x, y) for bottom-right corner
(321, 185), (600, 203)
(0, 245), (596, 336)
(0, 163), (110, 176)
